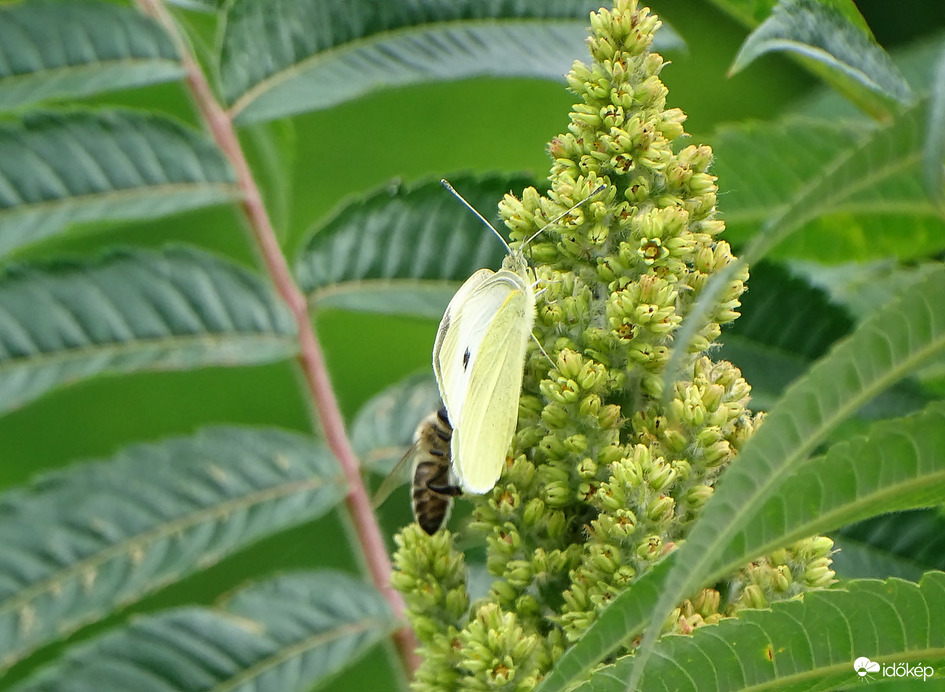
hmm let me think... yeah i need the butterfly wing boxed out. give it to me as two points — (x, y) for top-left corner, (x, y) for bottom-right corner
(433, 268), (500, 421)
(442, 270), (535, 493)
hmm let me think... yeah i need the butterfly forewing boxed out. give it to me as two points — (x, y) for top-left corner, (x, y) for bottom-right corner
(433, 268), (493, 418)
(440, 268), (535, 493)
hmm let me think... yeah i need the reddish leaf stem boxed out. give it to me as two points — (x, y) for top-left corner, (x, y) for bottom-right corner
(136, 0), (419, 675)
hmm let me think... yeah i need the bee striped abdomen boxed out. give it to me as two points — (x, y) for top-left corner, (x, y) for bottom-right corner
(411, 406), (461, 534)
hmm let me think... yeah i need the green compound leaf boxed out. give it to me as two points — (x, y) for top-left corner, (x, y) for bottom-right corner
(0, 246), (297, 416)
(0, 428), (346, 672)
(732, 0), (913, 115)
(0, 0), (183, 111)
(633, 265), (945, 688)
(666, 101), (929, 410)
(724, 400), (945, 577)
(833, 509), (945, 581)
(574, 572), (945, 691)
(350, 371), (441, 475)
(9, 570), (393, 692)
(221, 0), (683, 125)
(295, 174), (534, 318)
(711, 118), (945, 262)
(0, 110), (238, 258)
(542, 266), (945, 692)
(720, 262), (929, 417)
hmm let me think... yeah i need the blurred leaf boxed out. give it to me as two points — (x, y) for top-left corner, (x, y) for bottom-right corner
(221, 0), (684, 125)
(712, 119), (945, 261)
(792, 32), (945, 124)
(350, 371), (440, 475)
(165, 0), (228, 10)
(833, 509), (945, 580)
(0, 246), (297, 416)
(788, 259), (942, 321)
(0, 427), (345, 671)
(706, 0), (870, 34)
(0, 0), (183, 111)
(295, 174), (535, 318)
(9, 570), (393, 692)
(0, 110), (238, 258)
(731, 0), (913, 116)
(575, 572), (945, 692)
(241, 119), (297, 241)
(925, 44), (945, 211)
(634, 264), (945, 687)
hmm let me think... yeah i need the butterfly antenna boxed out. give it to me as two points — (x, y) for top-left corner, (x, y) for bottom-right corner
(530, 333), (555, 368)
(441, 179), (512, 254)
(522, 183), (608, 248)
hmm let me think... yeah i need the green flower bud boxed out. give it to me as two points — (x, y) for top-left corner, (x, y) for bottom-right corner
(796, 536), (835, 561)
(646, 460), (677, 492)
(544, 480), (572, 507)
(539, 433), (567, 458)
(522, 498), (546, 527)
(773, 565), (793, 592)
(576, 457), (598, 479)
(684, 484), (714, 510)
(590, 543), (623, 574)
(636, 535), (663, 561)
(646, 494), (675, 523)
(541, 401), (570, 429)
(579, 393), (602, 418)
(598, 406), (623, 431)
(506, 559), (533, 587)
(804, 558), (836, 588)
(741, 584), (768, 610)
(556, 349), (584, 379)
(693, 588), (720, 618)
(546, 509), (567, 538)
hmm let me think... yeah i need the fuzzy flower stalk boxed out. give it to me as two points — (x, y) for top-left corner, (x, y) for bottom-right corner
(393, 1), (835, 688)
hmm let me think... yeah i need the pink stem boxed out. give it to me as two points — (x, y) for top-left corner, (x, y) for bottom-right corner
(136, 0), (419, 674)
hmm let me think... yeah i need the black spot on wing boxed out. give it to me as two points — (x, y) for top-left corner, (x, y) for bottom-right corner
(463, 348), (471, 370)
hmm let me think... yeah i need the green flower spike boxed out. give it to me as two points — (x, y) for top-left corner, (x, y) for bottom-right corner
(392, 0), (835, 687)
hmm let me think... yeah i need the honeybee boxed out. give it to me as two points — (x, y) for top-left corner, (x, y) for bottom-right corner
(374, 407), (462, 534)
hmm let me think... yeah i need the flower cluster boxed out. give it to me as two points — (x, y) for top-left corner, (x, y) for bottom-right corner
(393, 1), (834, 688)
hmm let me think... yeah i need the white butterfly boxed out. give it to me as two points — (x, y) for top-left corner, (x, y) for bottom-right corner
(433, 181), (602, 494)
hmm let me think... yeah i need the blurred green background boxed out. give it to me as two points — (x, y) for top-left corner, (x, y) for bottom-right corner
(1, 0), (943, 688)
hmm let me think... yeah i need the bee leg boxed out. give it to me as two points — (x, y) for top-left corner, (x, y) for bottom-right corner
(426, 464), (463, 497)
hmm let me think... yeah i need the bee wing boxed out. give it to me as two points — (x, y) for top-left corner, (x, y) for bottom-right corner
(372, 443), (417, 509)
